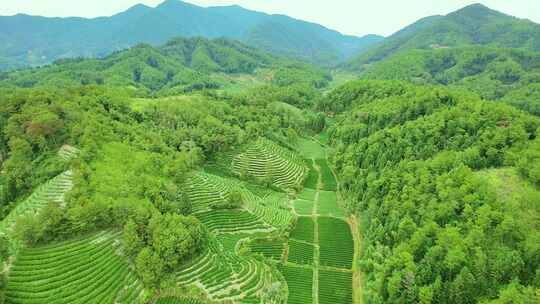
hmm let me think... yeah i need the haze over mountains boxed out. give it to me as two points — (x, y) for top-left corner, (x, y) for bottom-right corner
(0, 0), (382, 70)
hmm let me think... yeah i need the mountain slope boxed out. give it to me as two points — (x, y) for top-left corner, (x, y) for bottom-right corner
(0, 37), (276, 94)
(348, 3), (540, 69)
(358, 46), (540, 115)
(0, 37), (332, 97)
(0, 0), (383, 70)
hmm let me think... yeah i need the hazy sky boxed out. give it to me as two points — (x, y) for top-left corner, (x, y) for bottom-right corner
(1, 0), (539, 37)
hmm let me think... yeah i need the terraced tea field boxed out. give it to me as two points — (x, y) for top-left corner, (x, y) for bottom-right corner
(176, 236), (282, 303)
(284, 142), (355, 304)
(319, 217), (354, 269)
(247, 237), (285, 260)
(232, 138), (308, 191)
(287, 240), (315, 265)
(319, 270), (353, 304)
(5, 231), (142, 304)
(318, 190), (345, 218)
(0, 138), (357, 304)
(290, 217), (315, 243)
(184, 171), (294, 231)
(293, 199), (314, 215)
(196, 209), (272, 233)
(155, 298), (204, 304)
(279, 265), (313, 304)
(0, 171), (74, 236)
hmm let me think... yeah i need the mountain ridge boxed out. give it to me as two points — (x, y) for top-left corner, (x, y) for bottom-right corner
(347, 3), (540, 70)
(0, 0), (383, 70)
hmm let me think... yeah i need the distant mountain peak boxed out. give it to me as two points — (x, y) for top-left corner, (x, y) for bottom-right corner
(450, 2), (505, 19)
(347, 3), (540, 70)
(123, 3), (151, 13)
(157, 0), (192, 8)
(131, 3), (151, 9)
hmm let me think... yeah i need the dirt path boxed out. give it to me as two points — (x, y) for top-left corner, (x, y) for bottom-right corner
(312, 157), (321, 304)
(349, 215), (363, 304)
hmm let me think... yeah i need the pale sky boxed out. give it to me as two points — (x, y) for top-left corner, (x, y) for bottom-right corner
(1, 0), (539, 37)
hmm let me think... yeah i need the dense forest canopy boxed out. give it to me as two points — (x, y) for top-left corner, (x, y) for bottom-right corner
(0, 1), (539, 304)
(323, 80), (540, 303)
(359, 46), (540, 115)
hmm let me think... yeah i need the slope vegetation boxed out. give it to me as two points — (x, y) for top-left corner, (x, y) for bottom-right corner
(348, 3), (540, 69)
(325, 80), (540, 303)
(5, 231), (142, 304)
(360, 46), (540, 115)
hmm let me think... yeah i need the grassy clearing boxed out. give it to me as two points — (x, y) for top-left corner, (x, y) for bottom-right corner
(318, 270), (353, 304)
(130, 95), (205, 112)
(304, 159), (319, 189)
(287, 240), (314, 265)
(278, 265), (313, 304)
(316, 159), (337, 191)
(290, 217), (315, 243)
(318, 190), (345, 218)
(476, 167), (540, 232)
(318, 217), (354, 269)
(297, 138), (326, 159)
(294, 199), (314, 215)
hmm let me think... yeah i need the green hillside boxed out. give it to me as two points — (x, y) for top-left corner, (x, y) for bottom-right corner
(348, 3), (540, 69)
(1, 2), (539, 304)
(360, 46), (540, 115)
(323, 80), (540, 303)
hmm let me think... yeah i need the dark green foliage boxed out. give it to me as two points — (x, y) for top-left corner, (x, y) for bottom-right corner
(127, 213), (206, 287)
(360, 46), (540, 115)
(508, 136), (540, 185)
(0, 89), (70, 214)
(328, 81), (540, 303)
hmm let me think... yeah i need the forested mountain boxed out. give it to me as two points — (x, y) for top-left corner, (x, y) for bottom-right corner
(348, 3), (540, 68)
(360, 46), (540, 115)
(0, 0), (383, 70)
(1, 2), (539, 304)
(0, 37), (331, 96)
(320, 80), (540, 303)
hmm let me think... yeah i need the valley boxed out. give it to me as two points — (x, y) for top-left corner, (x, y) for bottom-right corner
(0, 1), (539, 304)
